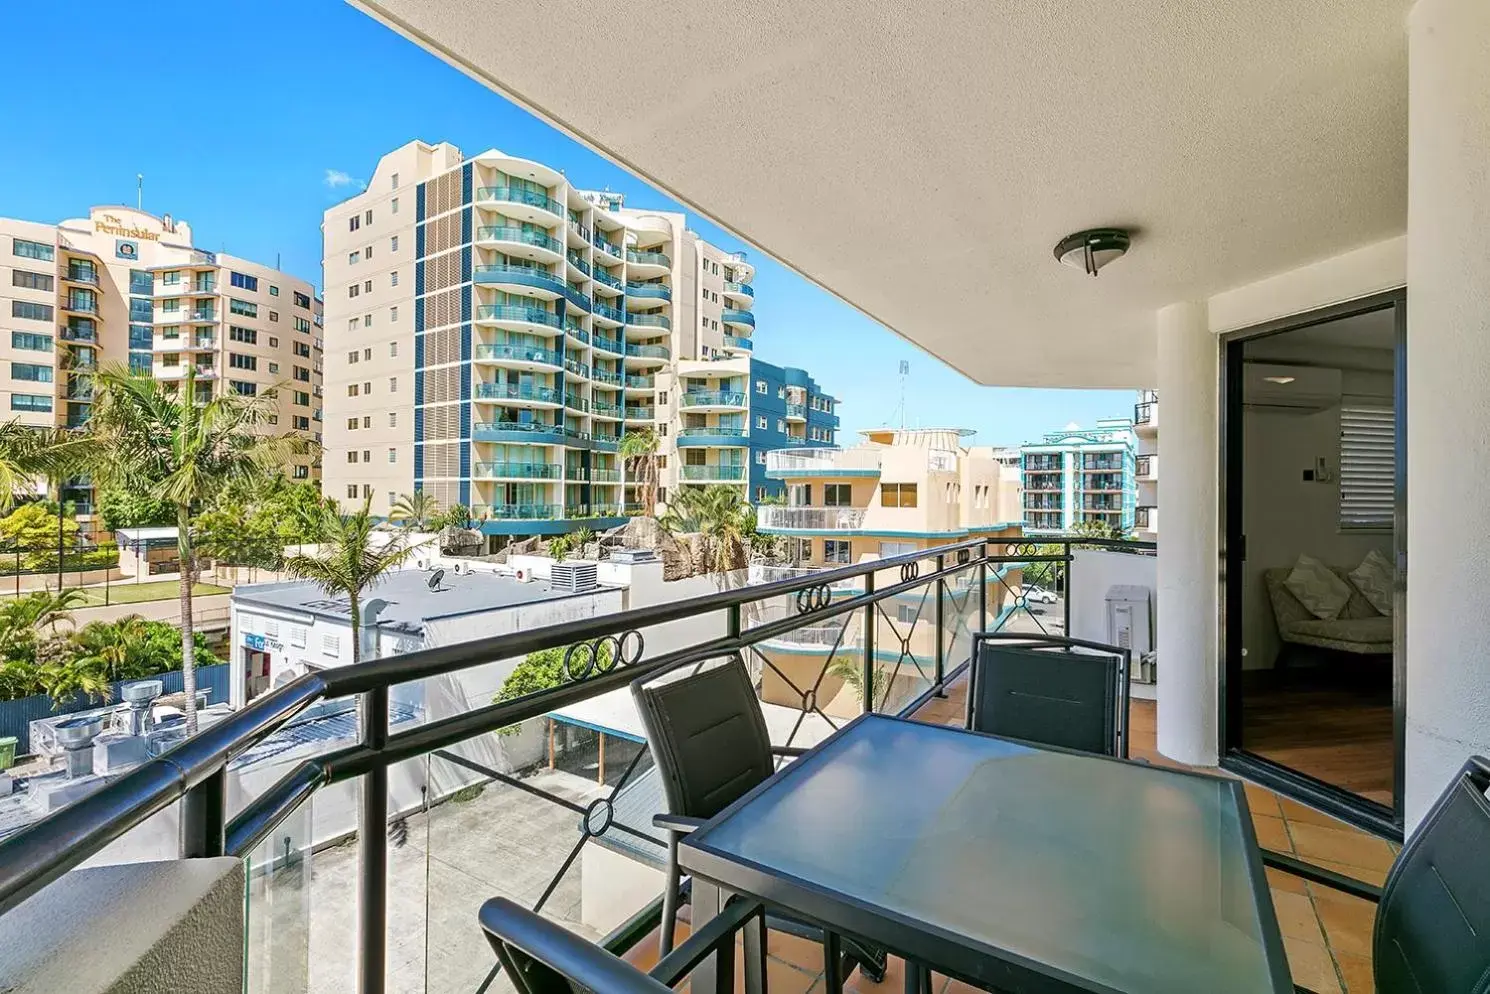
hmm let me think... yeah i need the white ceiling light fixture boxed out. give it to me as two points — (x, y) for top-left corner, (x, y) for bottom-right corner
(1263, 375), (1297, 384)
(1054, 228), (1132, 277)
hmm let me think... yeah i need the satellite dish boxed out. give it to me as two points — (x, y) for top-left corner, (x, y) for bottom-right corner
(428, 569), (446, 591)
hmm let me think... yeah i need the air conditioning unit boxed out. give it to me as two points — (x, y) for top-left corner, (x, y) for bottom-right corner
(1105, 585), (1154, 683)
(551, 561), (599, 593)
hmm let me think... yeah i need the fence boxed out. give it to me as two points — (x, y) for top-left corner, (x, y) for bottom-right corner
(0, 663), (231, 757)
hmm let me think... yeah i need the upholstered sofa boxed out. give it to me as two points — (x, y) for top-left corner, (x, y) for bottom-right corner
(1263, 567), (1393, 657)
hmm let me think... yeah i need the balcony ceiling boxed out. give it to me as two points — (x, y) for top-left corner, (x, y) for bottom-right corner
(353, 0), (1409, 388)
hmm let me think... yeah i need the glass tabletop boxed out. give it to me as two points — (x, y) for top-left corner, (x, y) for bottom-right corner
(683, 715), (1288, 994)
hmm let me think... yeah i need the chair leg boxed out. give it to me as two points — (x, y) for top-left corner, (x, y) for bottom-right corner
(822, 931), (845, 994)
(904, 962), (934, 994)
(660, 832), (681, 957)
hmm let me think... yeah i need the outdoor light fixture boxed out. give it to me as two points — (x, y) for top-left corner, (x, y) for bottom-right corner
(1053, 228), (1131, 276)
(1263, 375), (1297, 385)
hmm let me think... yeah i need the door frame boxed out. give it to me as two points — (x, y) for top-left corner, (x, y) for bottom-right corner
(1216, 287), (1407, 841)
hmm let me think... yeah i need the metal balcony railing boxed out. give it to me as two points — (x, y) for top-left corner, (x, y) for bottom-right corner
(0, 536), (1154, 994)
(757, 506), (867, 530)
(475, 186), (564, 217)
(764, 447), (883, 476)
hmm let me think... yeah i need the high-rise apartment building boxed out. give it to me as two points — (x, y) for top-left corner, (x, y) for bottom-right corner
(1020, 417), (1137, 535)
(1134, 389), (1158, 539)
(321, 140), (837, 537)
(0, 206), (324, 505)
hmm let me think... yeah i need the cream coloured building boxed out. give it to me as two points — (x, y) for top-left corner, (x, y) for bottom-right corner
(321, 140), (836, 536)
(0, 206), (324, 504)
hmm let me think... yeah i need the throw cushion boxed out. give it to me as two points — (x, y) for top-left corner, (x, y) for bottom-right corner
(1284, 554), (1355, 621)
(1349, 548), (1395, 617)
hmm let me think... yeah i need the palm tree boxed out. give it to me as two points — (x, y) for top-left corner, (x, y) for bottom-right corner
(74, 364), (305, 733)
(661, 485), (753, 572)
(619, 428), (660, 514)
(280, 498), (418, 664)
(0, 420), (45, 511)
(0, 421), (83, 589)
(390, 491), (440, 530)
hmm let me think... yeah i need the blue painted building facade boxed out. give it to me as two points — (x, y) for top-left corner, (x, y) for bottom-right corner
(744, 359), (839, 501)
(1019, 417), (1138, 534)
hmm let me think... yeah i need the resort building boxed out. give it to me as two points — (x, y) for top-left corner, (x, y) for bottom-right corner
(1134, 389), (1158, 539)
(0, 207), (324, 502)
(756, 427), (1024, 565)
(1019, 417), (1138, 535)
(321, 140), (836, 537)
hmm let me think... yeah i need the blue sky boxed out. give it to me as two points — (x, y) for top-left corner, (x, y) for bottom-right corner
(0, 0), (1135, 444)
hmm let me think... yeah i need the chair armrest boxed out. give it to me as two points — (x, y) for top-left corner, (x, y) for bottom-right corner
(653, 813), (707, 834)
(771, 746), (808, 758)
(1260, 849), (1383, 903)
(650, 897), (764, 987)
(479, 897), (669, 994)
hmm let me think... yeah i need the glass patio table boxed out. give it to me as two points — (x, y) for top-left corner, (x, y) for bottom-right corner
(679, 713), (1291, 994)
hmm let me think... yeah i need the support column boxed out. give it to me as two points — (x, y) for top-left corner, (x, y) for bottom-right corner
(1155, 301), (1219, 766)
(1405, 0), (1490, 830)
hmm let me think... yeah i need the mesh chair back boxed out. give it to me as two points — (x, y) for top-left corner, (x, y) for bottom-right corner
(969, 642), (1121, 756)
(631, 655), (776, 819)
(1373, 757), (1490, 994)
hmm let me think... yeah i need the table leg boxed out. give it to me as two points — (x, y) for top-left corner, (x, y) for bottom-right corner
(741, 906), (766, 994)
(822, 931), (845, 994)
(904, 962), (932, 994)
(689, 879), (731, 994)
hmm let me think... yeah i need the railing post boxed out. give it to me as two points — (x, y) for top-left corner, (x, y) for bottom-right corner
(861, 571), (876, 714)
(934, 553), (946, 695)
(1062, 541), (1073, 636)
(978, 547), (988, 634)
(178, 767), (225, 858)
(727, 603), (741, 643)
(357, 686), (389, 994)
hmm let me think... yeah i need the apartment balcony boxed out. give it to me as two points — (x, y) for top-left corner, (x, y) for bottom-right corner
(1024, 458), (1062, 472)
(562, 358), (591, 381)
(476, 303), (563, 333)
(565, 251), (591, 277)
(473, 382), (563, 406)
(785, 402), (806, 421)
(153, 337), (216, 352)
(723, 334), (753, 352)
(592, 401), (623, 420)
(721, 308), (756, 330)
(623, 374), (655, 392)
(472, 461), (562, 480)
(625, 281), (671, 302)
(592, 332), (625, 356)
(623, 343), (670, 365)
(154, 365), (217, 381)
(474, 185), (565, 223)
(591, 434), (621, 452)
(625, 312), (670, 332)
(61, 268), (99, 287)
(592, 368), (623, 387)
(59, 324), (97, 345)
(590, 468), (621, 483)
(473, 343), (564, 371)
(472, 420), (572, 445)
(1136, 505), (1157, 532)
(624, 246), (671, 273)
(478, 502), (564, 520)
(475, 225), (564, 263)
(592, 300), (626, 326)
(563, 285), (592, 313)
(676, 426), (749, 447)
(1136, 454), (1157, 481)
(765, 447), (882, 477)
(757, 505), (868, 531)
(61, 297), (97, 315)
(679, 464), (747, 482)
(722, 280), (755, 304)
(623, 404), (654, 420)
(591, 233), (625, 262)
(473, 264), (566, 299)
(1135, 399), (1159, 434)
(565, 394), (591, 414)
(592, 268), (623, 292)
(678, 389), (746, 411)
(564, 324), (590, 347)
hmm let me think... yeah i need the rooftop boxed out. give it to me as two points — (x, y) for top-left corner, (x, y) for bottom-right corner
(232, 567), (613, 635)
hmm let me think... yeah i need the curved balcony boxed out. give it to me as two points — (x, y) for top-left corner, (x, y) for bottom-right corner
(625, 281), (671, 302)
(564, 324), (589, 347)
(723, 335), (753, 352)
(757, 506), (868, 532)
(624, 405), (654, 420)
(60, 325), (98, 345)
(62, 297), (98, 315)
(676, 427), (750, 447)
(722, 308), (756, 330)
(679, 464), (747, 482)
(476, 225), (563, 262)
(678, 390), (746, 410)
(623, 374), (655, 392)
(785, 403), (806, 421)
(592, 368), (623, 387)
(473, 343), (563, 370)
(476, 304), (563, 333)
(592, 334), (624, 358)
(477, 502), (563, 521)
(624, 343), (670, 364)
(565, 252), (591, 277)
(562, 285), (592, 313)
(722, 280), (755, 304)
(591, 434), (621, 453)
(592, 300), (625, 326)
(565, 395), (590, 413)
(473, 382), (563, 406)
(591, 235), (625, 262)
(765, 447), (883, 478)
(63, 269), (100, 287)
(590, 469), (621, 483)
(625, 247), (671, 269)
(473, 421), (571, 445)
(563, 357), (591, 379)
(473, 461), (562, 480)
(474, 186), (565, 223)
(592, 401), (623, 420)
(625, 312), (671, 331)
(474, 264), (566, 298)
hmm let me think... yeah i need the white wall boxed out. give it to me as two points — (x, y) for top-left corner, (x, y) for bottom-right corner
(1068, 549), (1158, 696)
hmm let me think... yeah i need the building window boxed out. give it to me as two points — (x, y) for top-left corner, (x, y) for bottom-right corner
(347, 417), (358, 430)
(388, 376), (397, 391)
(346, 484), (358, 498)
(823, 540), (851, 564)
(230, 381), (257, 396)
(362, 415), (371, 428)
(11, 362), (52, 383)
(348, 451), (359, 463)
(755, 380), (767, 394)
(269, 285), (280, 296)
(230, 271), (259, 291)
(824, 483), (852, 507)
(1340, 404), (1396, 529)
(756, 415), (767, 429)
(390, 271), (399, 287)
(390, 235), (399, 252)
(294, 341), (311, 357)
(391, 197), (399, 214)
(12, 301), (52, 322)
(363, 347), (372, 360)
(11, 332), (51, 352)
(293, 316), (311, 333)
(294, 366), (310, 382)
(388, 448), (397, 463)
(349, 384), (359, 397)
(229, 298), (258, 317)
(268, 362), (279, 374)
(12, 270), (53, 291)
(881, 483), (918, 508)
(348, 284), (360, 298)
(364, 280), (372, 293)
(268, 310), (278, 322)
(390, 307), (399, 324)
(348, 350), (359, 364)
(755, 451), (766, 464)
(348, 251), (360, 265)
(294, 290), (311, 308)
(896, 603), (920, 624)
(292, 465), (308, 479)
(10, 394), (52, 413)
(364, 209), (373, 225)
(293, 415), (310, 429)
(12, 238), (53, 261)
(229, 326), (258, 344)
(776, 419), (785, 433)
(389, 412), (397, 427)
(349, 216), (361, 232)
(364, 244), (373, 260)
(228, 353), (258, 371)
(268, 336), (279, 348)
(389, 340), (398, 356)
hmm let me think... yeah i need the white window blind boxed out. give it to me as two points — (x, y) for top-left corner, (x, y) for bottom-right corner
(1339, 404), (1395, 529)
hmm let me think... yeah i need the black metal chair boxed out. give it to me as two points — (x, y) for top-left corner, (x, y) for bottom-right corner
(630, 654), (887, 982)
(967, 632), (1131, 758)
(1263, 756), (1490, 994)
(479, 894), (765, 993)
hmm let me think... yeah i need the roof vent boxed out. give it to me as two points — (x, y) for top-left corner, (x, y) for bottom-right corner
(550, 561), (599, 593)
(609, 548), (657, 565)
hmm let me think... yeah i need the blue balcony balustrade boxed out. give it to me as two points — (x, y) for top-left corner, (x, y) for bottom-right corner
(472, 461), (562, 479)
(593, 301), (625, 323)
(566, 252), (591, 276)
(592, 234), (624, 257)
(591, 434), (621, 451)
(723, 280), (755, 298)
(722, 308), (756, 328)
(592, 368), (623, 387)
(564, 358), (591, 378)
(473, 382), (561, 404)
(592, 269), (622, 291)
(593, 401), (623, 418)
(786, 403), (806, 418)
(625, 374), (655, 389)
(564, 322), (590, 344)
(625, 343), (671, 360)
(680, 464), (747, 481)
(473, 420), (571, 444)
(592, 334), (624, 355)
(563, 285), (592, 313)
(477, 304), (563, 330)
(565, 395), (591, 413)
(678, 390), (746, 408)
(624, 405), (655, 420)
(61, 324), (97, 344)
(478, 502), (563, 520)
(678, 426), (748, 438)
(626, 312), (670, 330)
(625, 281), (671, 301)
(64, 296), (98, 314)
(476, 186), (564, 217)
(476, 226), (562, 255)
(626, 247), (671, 267)
(65, 267), (99, 286)
(473, 343), (563, 367)
(723, 335), (753, 351)
(474, 264), (567, 296)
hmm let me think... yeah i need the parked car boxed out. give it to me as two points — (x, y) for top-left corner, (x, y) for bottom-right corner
(1020, 584), (1058, 604)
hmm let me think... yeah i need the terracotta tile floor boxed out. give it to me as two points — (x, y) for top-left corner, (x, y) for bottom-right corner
(626, 676), (1393, 992)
